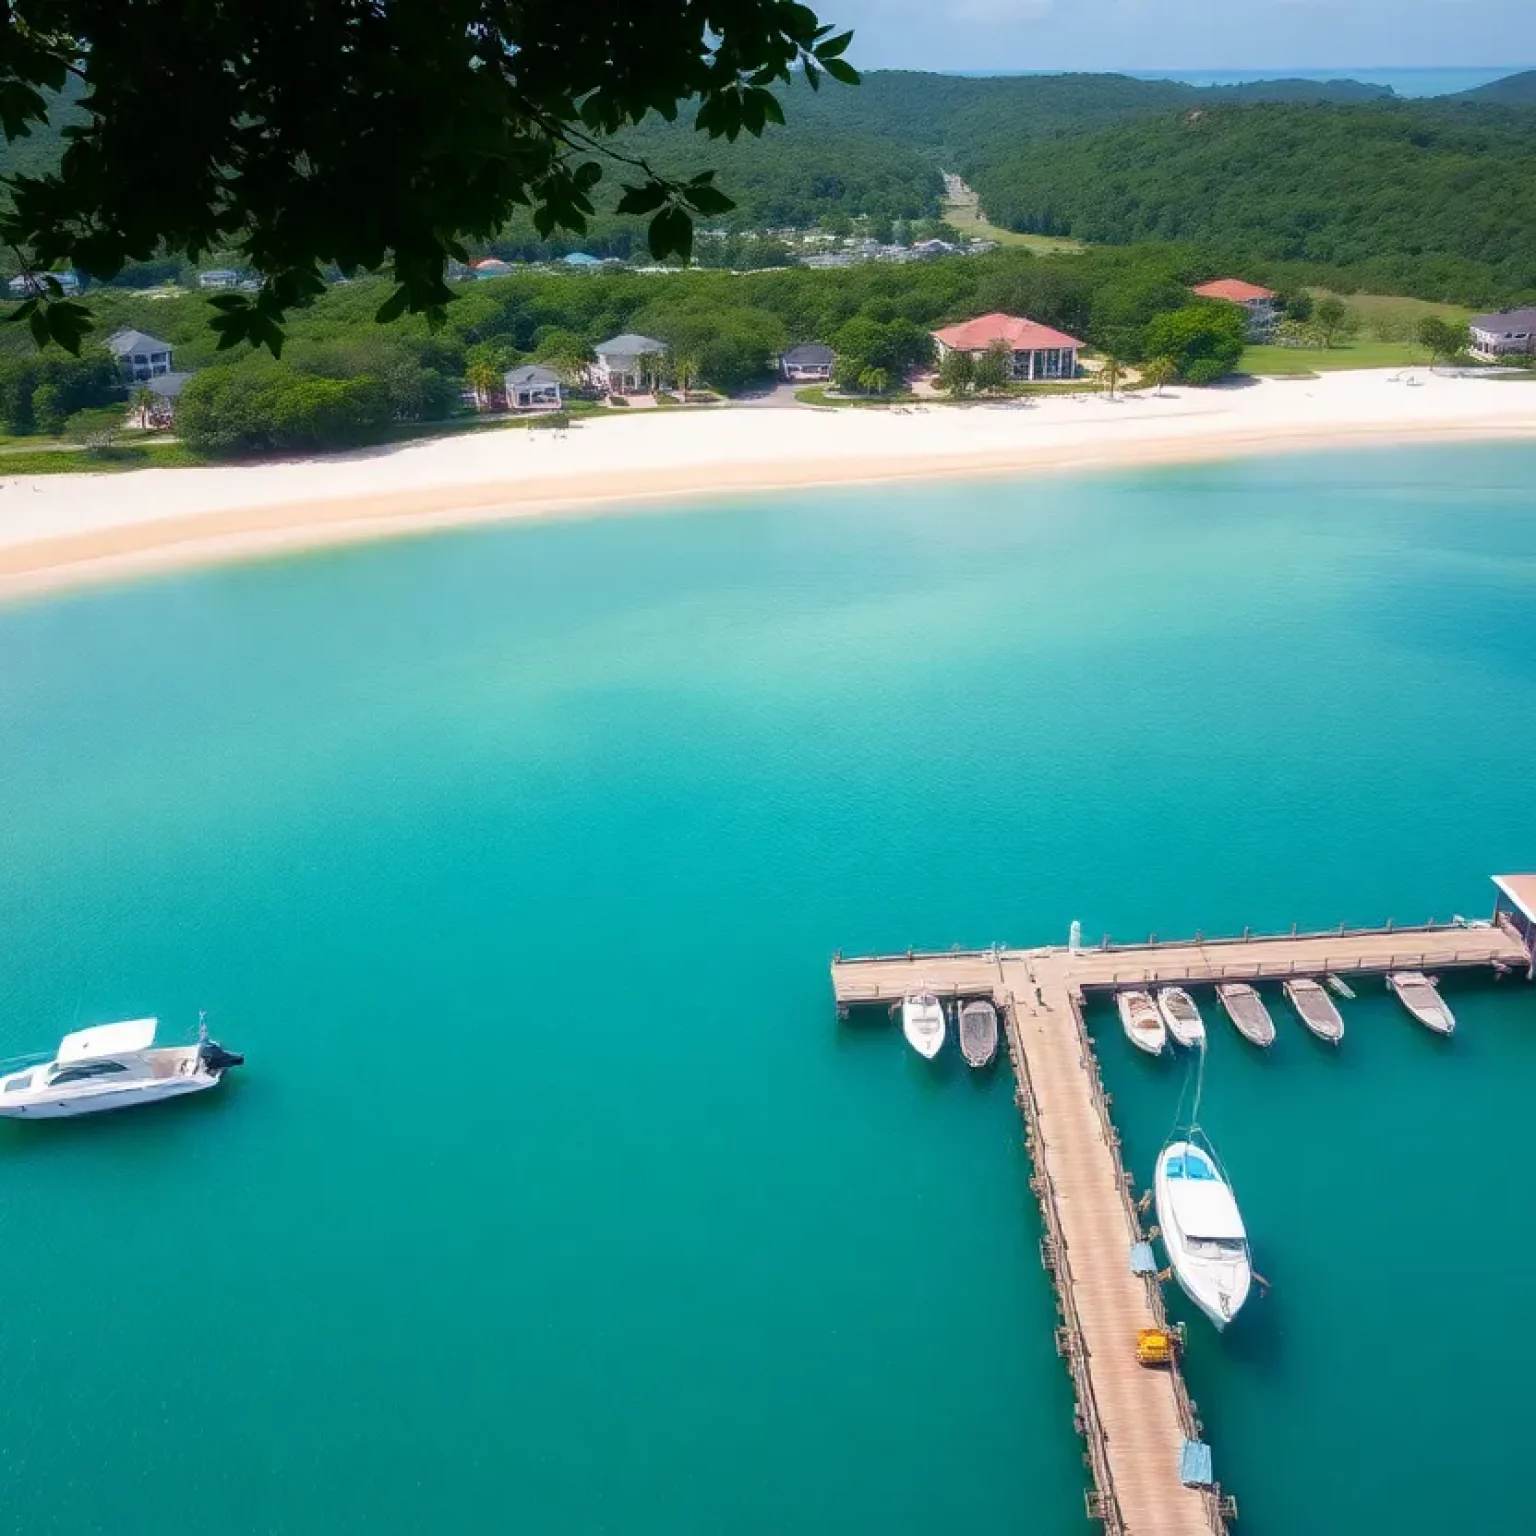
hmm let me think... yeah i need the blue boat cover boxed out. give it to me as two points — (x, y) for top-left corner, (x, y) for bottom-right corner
(1180, 1439), (1214, 1487)
(1165, 1151), (1216, 1180)
(1129, 1241), (1157, 1275)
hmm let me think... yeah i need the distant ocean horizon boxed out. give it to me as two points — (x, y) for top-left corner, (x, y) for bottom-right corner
(943, 66), (1523, 97)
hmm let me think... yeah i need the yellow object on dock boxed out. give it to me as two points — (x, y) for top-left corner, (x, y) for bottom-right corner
(1137, 1328), (1177, 1366)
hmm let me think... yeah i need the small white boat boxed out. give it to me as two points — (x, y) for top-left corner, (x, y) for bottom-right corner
(0, 1017), (243, 1119)
(1155, 987), (1206, 1049)
(1155, 1137), (1253, 1331)
(958, 999), (998, 1068)
(1216, 983), (1276, 1047)
(901, 993), (946, 1059)
(1116, 990), (1166, 1056)
(1283, 978), (1344, 1044)
(1387, 971), (1455, 1035)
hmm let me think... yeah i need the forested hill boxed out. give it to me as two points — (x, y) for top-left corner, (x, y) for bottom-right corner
(1452, 70), (1536, 104)
(964, 102), (1536, 303)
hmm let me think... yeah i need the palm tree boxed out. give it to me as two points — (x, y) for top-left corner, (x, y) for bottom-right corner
(858, 366), (890, 397)
(1100, 355), (1123, 400)
(674, 352), (703, 399)
(1143, 356), (1176, 397)
(130, 385), (155, 429)
(465, 361), (500, 412)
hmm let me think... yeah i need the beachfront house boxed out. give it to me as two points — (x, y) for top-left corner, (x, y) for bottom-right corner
(931, 313), (1083, 382)
(106, 328), (175, 382)
(780, 343), (836, 382)
(1469, 307), (1536, 360)
(562, 252), (603, 270)
(140, 372), (194, 426)
(472, 258), (513, 279)
(504, 364), (564, 412)
(1191, 279), (1279, 339)
(590, 333), (669, 395)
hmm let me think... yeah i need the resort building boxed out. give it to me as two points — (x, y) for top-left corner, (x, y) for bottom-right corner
(930, 313), (1084, 382)
(1191, 279), (1279, 338)
(8, 270), (80, 297)
(1469, 307), (1536, 360)
(590, 333), (669, 395)
(561, 252), (603, 269)
(106, 328), (175, 382)
(472, 258), (512, 278)
(198, 268), (241, 290)
(780, 343), (836, 382)
(504, 364), (563, 411)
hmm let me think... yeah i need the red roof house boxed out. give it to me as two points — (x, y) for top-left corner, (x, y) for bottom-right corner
(1191, 279), (1280, 337)
(931, 312), (1085, 381)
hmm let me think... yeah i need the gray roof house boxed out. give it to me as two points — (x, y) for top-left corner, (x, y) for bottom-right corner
(106, 328), (175, 381)
(1469, 306), (1536, 360)
(781, 343), (836, 381)
(504, 364), (563, 410)
(591, 333), (669, 394)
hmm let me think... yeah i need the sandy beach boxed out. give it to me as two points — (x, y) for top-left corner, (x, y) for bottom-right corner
(2, 367), (1534, 600)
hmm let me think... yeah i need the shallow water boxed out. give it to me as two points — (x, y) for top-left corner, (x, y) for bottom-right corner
(1, 442), (1534, 1534)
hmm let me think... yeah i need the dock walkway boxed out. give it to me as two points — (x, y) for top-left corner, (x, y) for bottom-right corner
(830, 919), (1529, 1533)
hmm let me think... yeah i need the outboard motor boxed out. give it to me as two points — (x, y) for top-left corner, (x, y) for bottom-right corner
(198, 1040), (245, 1076)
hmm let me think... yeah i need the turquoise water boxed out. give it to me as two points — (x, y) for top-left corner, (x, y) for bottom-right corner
(1, 443), (1535, 1533)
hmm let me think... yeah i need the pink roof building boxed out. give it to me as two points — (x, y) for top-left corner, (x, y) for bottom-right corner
(1191, 279), (1280, 338)
(930, 312), (1085, 382)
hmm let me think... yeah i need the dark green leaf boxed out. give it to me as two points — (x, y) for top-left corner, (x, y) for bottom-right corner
(822, 58), (860, 86)
(374, 285), (410, 324)
(616, 181), (670, 216)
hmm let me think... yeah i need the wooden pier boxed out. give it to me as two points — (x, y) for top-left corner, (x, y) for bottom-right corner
(831, 916), (1530, 1534)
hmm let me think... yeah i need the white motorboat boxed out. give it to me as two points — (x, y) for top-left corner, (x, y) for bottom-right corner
(1155, 987), (1206, 1049)
(0, 1017), (242, 1119)
(1283, 978), (1344, 1043)
(901, 993), (946, 1059)
(958, 999), (998, 1068)
(1216, 983), (1276, 1047)
(1387, 971), (1455, 1035)
(1116, 990), (1166, 1056)
(1155, 1137), (1253, 1331)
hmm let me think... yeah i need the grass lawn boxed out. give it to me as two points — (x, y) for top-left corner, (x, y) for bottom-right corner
(1241, 339), (1437, 376)
(0, 442), (205, 474)
(794, 387), (922, 408)
(941, 178), (1085, 255)
(1313, 290), (1473, 330)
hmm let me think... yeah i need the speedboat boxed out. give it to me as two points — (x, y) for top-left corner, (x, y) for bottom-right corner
(1283, 978), (1344, 1043)
(1155, 1137), (1253, 1330)
(1216, 983), (1276, 1047)
(0, 1017), (243, 1119)
(1387, 971), (1455, 1035)
(901, 993), (945, 1059)
(958, 999), (998, 1068)
(1116, 990), (1166, 1056)
(1155, 987), (1206, 1049)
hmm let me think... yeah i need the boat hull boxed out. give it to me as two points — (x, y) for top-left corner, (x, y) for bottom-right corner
(1217, 984), (1275, 1047)
(1155, 988), (1206, 1049)
(0, 1074), (221, 1119)
(958, 1001), (998, 1068)
(901, 998), (946, 1059)
(1116, 991), (1166, 1056)
(1387, 972), (1455, 1035)
(1283, 980), (1344, 1043)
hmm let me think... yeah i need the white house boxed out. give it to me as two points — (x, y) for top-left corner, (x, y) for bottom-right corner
(1469, 306), (1536, 360)
(106, 328), (175, 382)
(504, 364), (563, 411)
(198, 268), (241, 290)
(931, 313), (1083, 382)
(780, 343), (835, 382)
(1191, 278), (1280, 339)
(590, 333), (668, 395)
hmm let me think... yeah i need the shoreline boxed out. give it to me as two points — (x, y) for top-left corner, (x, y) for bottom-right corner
(2, 370), (1534, 603)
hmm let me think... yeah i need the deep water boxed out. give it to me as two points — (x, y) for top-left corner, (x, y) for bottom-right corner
(1, 442), (1534, 1534)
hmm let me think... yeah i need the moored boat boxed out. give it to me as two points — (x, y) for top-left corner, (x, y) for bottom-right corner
(1216, 983), (1276, 1047)
(1155, 1136), (1253, 1331)
(1283, 978), (1344, 1043)
(901, 993), (946, 1059)
(1155, 987), (1206, 1049)
(1387, 971), (1455, 1035)
(958, 999), (998, 1068)
(0, 1016), (242, 1119)
(1116, 990), (1166, 1056)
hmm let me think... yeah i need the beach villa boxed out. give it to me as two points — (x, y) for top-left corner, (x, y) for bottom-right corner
(106, 328), (175, 382)
(590, 333), (669, 395)
(781, 343), (836, 382)
(198, 268), (241, 290)
(504, 364), (564, 411)
(1191, 279), (1279, 338)
(1469, 307), (1536, 360)
(8, 270), (80, 297)
(931, 313), (1083, 382)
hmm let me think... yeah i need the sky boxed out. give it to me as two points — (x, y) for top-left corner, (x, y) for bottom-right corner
(828, 0), (1535, 74)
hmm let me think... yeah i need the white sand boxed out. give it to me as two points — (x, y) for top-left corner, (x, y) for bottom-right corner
(2, 368), (1534, 599)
